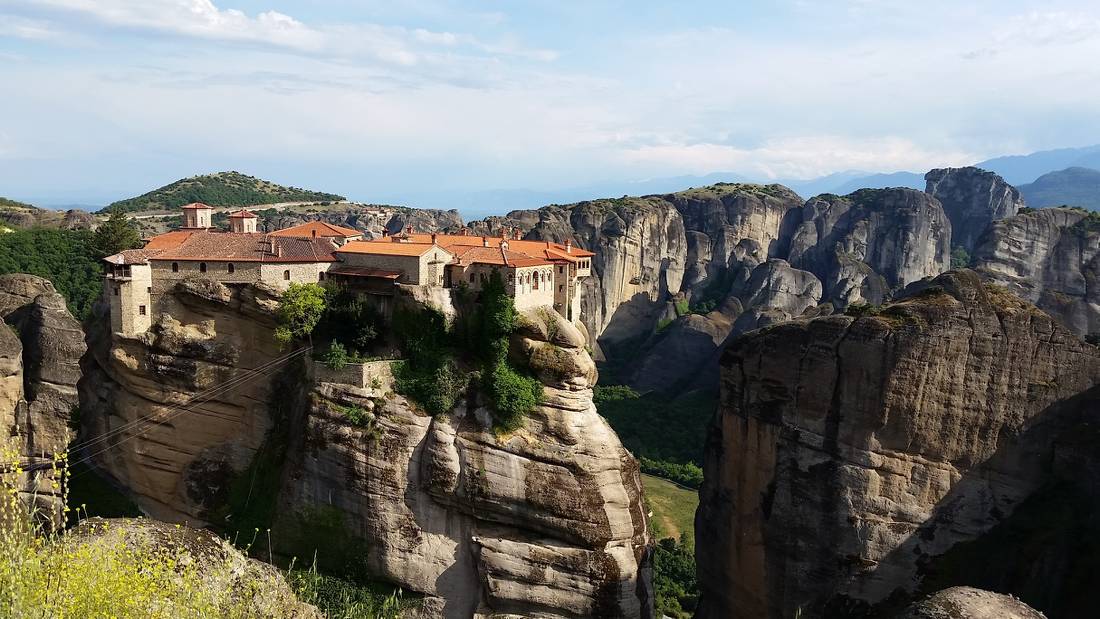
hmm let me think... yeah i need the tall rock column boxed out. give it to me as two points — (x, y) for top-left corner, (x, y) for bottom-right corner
(695, 270), (1100, 618)
(925, 166), (1023, 253)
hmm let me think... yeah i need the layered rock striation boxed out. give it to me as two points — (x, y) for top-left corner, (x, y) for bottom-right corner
(695, 270), (1100, 618)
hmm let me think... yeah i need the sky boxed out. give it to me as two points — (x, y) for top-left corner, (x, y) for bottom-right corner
(2, 0), (1100, 212)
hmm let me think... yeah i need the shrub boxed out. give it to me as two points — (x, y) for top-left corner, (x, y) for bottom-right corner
(485, 363), (543, 431)
(324, 342), (349, 370)
(0, 451), (292, 618)
(275, 283), (326, 348)
(674, 298), (690, 316)
(950, 246), (972, 269)
(653, 535), (699, 619)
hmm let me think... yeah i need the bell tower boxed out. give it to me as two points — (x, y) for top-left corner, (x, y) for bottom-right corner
(228, 209), (258, 233)
(181, 203), (214, 229)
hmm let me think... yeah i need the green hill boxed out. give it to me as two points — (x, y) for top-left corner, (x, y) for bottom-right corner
(102, 171), (346, 214)
(0, 197), (37, 210)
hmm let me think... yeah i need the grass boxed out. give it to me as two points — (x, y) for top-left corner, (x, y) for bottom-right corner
(642, 474), (698, 541)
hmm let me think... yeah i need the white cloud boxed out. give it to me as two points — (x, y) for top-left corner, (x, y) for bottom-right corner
(0, 14), (61, 40)
(618, 136), (977, 180)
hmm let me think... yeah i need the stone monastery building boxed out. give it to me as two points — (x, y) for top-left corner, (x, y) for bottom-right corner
(104, 203), (593, 336)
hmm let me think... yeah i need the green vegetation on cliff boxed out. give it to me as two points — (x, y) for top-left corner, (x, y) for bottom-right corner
(103, 171), (345, 214)
(0, 228), (103, 319)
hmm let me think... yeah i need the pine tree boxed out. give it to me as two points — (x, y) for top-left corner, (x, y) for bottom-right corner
(92, 210), (141, 258)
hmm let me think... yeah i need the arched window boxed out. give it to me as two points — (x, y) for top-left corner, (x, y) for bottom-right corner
(172, 262), (179, 273)
(283, 270), (291, 281)
(199, 262), (207, 273)
(227, 263), (235, 274)
(469, 272), (475, 283)
(533, 273), (539, 290)
(319, 272), (325, 281)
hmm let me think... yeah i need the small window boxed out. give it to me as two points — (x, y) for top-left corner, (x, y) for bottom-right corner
(227, 263), (235, 274)
(147, 287), (152, 293)
(319, 272), (325, 281)
(138, 305), (146, 316)
(559, 285), (564, 293)
(283, 270), (291, 281)
(559, 266), (564, 274)
(172, 262), (179, 273)
(533, 273), (539, 290)
(113, 286), (119, 296)
(469, 273), (475, 283)
(199, 262), (207, 273)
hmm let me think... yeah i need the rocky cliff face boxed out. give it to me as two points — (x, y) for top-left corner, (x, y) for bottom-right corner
(788, 188), (952, 308)
(80, 282), (651, 617)
(78, 279), (286, 522)
(695, 270), (1100, 618)
(925, 167), (1023, 253)
(972, 207), (1100, 337)
(0, 274), (85, 520)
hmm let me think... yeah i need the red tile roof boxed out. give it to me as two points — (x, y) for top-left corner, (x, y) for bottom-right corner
(271, 221), (362, 239)
(107, 230), (337, 264)
(451, 245), (552, 267)
(337, 241), (444, 257)
(228, 209), (258, 219)
(384, 233), (594, 261)
(181, 203), (213, 210)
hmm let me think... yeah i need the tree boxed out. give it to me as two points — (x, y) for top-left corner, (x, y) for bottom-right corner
(92, 210), (141, 258)
(275, 283), (326, 347)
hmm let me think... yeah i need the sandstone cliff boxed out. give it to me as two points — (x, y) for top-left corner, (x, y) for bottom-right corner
(0, 274), (85, 520)
(972, 207), (1100, 337)
(925, 167), (1023, 252)
(788, 188), (951, 308)
(80, 281), (652, 618)
(695, 270), (1100, 618)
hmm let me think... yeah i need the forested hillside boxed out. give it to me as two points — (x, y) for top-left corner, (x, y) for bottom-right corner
(103, 171), (345, 213)
(0, 229), (102, 319)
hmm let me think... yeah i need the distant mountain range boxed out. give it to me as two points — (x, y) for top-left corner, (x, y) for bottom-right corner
(1018, 167), (1100, 210)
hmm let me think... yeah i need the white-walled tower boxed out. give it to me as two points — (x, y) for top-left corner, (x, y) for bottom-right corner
(228, 209), (258, 233)
(181, 203), (215, 229)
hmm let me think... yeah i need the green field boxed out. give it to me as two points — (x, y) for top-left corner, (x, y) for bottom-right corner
(642, 474), (698, 541)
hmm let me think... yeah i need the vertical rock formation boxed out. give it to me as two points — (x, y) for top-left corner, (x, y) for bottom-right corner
(78, 279), (286, 522)
(788, 189), (951, 307)
(695, 270), (1100, 618)
(925, 167), (1024, 253)
(278, 307), (651, 618)
(80, 281), (652, 617)
(972, 206), (1100, 337)
(0, 274), (86, 520)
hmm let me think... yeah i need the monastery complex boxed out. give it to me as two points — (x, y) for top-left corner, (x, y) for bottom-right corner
(104, 203), (593, 336)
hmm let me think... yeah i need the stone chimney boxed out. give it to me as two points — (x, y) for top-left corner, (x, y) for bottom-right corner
(513, 228), (522, 240)
(461, 228), (470, 236)
(406, 225), (413, 234)
(565, 239), (572, 253)
(431, 233), (438, 245)
(482, 236), (489, 248)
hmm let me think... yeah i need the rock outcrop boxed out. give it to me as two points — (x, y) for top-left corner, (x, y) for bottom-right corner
(695, 270), (1100, 618)
(900, 587), (1045, 619)
(972, 207), (1100, 337)
(81, 282), (652, 618)
(788, 188), (952, 307)
(0, 274), (85, 520)
(278, 306), (650, 618)
(78, 279), (286, 522)
(926, 167), (1023, 252)
(69, 517), (320, 618)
